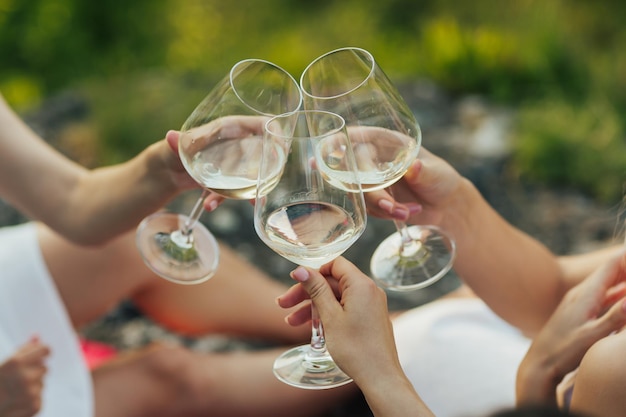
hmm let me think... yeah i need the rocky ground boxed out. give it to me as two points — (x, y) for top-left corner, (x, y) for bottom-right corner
(1, 83), (623, 415)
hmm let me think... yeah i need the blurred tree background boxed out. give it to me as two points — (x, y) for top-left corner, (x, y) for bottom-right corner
(1, 0), (625, 202)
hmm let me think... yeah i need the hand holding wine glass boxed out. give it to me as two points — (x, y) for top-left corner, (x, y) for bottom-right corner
(300, 47), (456, 291)
(278, 257), (400, 386)
(136, 59), (302, 284)
(278, 258), (435, 416)
(254, 110), (367, 389)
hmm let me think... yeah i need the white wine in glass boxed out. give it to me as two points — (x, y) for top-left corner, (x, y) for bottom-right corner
(301, 47), (456, 291)
(136, 59), (302, 284)
(255, 110), (367, 389)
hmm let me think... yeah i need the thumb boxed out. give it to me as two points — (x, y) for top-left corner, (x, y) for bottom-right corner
(291, 266), (341, 320)
(165, 130), (180, 153)
(402, 159), (423, 187)
(403, 148), (443, 189)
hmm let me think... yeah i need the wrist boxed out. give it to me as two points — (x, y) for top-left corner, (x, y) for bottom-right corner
(438, 177), (480, 237)
(142, 140), (184, 195)
(516, 352), (560, 406)
(359, 372), (433, 417)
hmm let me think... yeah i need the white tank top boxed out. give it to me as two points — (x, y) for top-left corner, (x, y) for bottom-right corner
(393, 297), (532, 417)
(0, 223), (93, 417)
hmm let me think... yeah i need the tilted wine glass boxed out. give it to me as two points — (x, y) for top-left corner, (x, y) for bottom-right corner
(254, 110), (367, 389)
(300, 47), (456, 291)
(136, 59), (302, 284)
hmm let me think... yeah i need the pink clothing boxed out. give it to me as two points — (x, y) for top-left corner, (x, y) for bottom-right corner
(80, 338), (117, 370)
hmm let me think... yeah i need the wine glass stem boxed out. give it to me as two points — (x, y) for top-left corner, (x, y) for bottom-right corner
(386, 185), (427, 259)
(182, 190), (210, 236)
(393, 219), (427, 259)
(308, 304), (328, 357)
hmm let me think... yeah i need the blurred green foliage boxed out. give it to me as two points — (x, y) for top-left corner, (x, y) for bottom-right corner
(512, 97), (626, 202)
(1, 0), (625, 200)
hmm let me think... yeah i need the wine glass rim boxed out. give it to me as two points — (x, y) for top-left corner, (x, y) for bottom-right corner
(299, 47), (376, 100)
(229, 58), (303, 116)
(264, 109), (346, 140)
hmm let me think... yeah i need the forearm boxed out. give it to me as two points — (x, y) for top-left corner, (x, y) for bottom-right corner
(0, 99), (91, 233)
(358, 373), (434, 417)
(443, 178), (565, 334)
(54, 141), (183, 244)
(516, 349), (561, 407)
(1, 94), (193, 244)
(557, 245), (623, 288)
(2, 148), (173, 245)
(0, 110), (183, 243)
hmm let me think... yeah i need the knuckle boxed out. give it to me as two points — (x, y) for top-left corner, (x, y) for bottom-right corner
(306, 280), (330, 300)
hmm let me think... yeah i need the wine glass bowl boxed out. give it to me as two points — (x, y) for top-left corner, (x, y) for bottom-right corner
(256, 111), (366, 269)
(137, 59), (302, 284)
(301, 48), (421, 192)
(178, 59), (303, 200)
(177, 115), (272, 200)
(346, 125), (420, 191)
(300, 47), (456, 291)
(255, 110), (367, 389)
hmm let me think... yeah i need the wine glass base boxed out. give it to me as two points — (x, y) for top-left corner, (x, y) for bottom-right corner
(273, 344), (354, 390)
(136, 212), (219, 285)
(370, 225), (455, 291)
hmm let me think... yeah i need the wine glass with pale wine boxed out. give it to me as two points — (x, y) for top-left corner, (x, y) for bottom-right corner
(254, 110), (367, 389)
(300, 46), (456, 291)
(136, 59), (302, 284)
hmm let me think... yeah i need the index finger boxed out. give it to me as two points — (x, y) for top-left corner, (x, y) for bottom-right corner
(276, 282), (309, 309)
(15, 340), (50, 363)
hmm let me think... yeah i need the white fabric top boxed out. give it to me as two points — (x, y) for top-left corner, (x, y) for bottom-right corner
(0, 223), (93, 417)
(393, 297), (532, 417)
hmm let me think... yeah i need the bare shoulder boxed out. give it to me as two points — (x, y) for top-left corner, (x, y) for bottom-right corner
(569, 331), (626, 417)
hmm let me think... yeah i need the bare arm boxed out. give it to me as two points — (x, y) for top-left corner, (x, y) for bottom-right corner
(557, 245), (623, 288)
(0, 94), (195, 244)
(389, 149), (625, 336)
(450, 190), (622, 335)
(388, 149), (565, 333)
(448, 178), (567, 334)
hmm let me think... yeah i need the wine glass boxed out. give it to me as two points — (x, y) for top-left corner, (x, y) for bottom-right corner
(136, 59), (302, 284)
(300, 46), (456, 291)
(254, 110), (367, 389)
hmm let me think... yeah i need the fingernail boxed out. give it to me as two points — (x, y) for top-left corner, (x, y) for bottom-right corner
(291, 266), (310, 282)
(621, 299), (626, 313)
(378, 199), (394, 213)
(406, 203), (422, 214)
(392, 206), (409, 220)
(207, 200), (218, 212)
